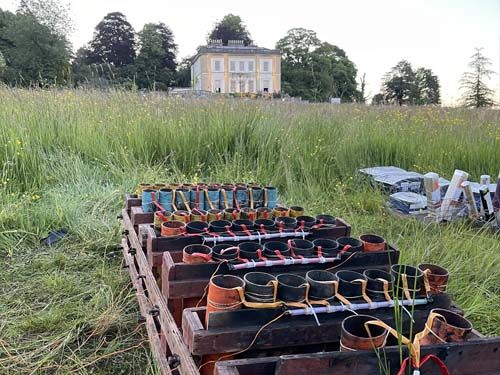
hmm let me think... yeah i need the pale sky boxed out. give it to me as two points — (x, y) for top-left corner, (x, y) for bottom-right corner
(1, 0), (499, 105)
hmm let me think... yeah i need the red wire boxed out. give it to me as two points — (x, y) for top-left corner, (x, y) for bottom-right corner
(397, 354), (450, 375)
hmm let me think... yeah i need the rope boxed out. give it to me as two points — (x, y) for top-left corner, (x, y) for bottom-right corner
(233, 187), (241, 210)
(204, 189), (215, 210)
(177, 190), (191, 214)
(195, 261), (227, 307)
(324, 251), (357, 271)
(348, 278), (373, 304)
(364, 312), (448, 374)
(207, 299), (243, 310)
(249, 187), (254, 209)
(221, 189), (229, 209)
(171, 190), (177, 212)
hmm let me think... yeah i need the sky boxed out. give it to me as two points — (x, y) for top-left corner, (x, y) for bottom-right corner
(1, 0), (499, 105)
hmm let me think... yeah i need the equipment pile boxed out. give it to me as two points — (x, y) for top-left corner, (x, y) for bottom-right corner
(359, 167), (500, 227)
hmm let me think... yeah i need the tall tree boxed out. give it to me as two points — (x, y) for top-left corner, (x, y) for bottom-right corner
(135, 22), (177, 90)
(276, 28), (319, 99)
(357, 73), (368, 103)
(88, 12), (136, 66)
(382, 60), (417, 105)
(17, 0), (73, 36)
(460, 48), (495, 107)
(208, 14), (252, 46)
(415, 67), (440, 104)
(380, 61), (440, 105)
(175, 57), (192, 87)
(312, 42), (358, 101)
(276, 28), (359, 102)
(371, 93), (386, 105)
(0, 50), (6, 77)
(0, 8), (70, 85)
(277, 28), (320, 64)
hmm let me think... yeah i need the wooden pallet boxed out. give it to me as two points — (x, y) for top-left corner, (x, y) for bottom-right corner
(182, 293), (454, 356)
(214, 336), (500, 375)
(162, 246), (400, 326)
(121, 205), (500, 375)
(121, 207), (200, 375)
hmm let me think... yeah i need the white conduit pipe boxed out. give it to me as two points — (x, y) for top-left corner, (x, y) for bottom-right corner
(230, 256), (341, 270)
(287, 298), (429, 317)
(203, 231), (311, 243)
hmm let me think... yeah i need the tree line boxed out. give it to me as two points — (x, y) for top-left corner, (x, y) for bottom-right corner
(0, 0), (496, 106)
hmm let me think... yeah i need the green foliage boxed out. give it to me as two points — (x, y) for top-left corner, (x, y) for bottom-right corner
(0, 8), (71, 86)
(379, 60), (440, 105)
(0, 89), (499, 372)
(73, 16), (181, 91)
(460, 48), (496, 107)
(415, 67), (440, 105)
(382, 60), (417, 105)
(17, 0), (73, 36)
(88, 12), (136, 67)
(0, 50), (6, 75)
(356, 73), (367, 103)
(208, 14), (252, 46)
(277, 28), (359, 102)
(371, 93), (385, 105)
(135, 22), (177, 90)
(175, 57), (192, 87)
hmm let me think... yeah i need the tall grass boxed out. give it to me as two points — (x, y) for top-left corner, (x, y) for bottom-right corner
(0, 88), (499, 374)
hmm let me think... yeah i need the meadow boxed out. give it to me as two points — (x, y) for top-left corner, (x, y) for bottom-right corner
(0, 88), (499, 374)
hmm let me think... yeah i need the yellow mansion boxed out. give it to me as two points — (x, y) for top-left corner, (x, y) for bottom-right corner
(191, 40), (281, 94)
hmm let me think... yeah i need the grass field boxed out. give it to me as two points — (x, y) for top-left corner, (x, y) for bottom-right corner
(0, 88), (499, 374)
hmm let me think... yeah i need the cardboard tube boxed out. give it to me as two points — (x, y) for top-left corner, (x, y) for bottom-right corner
(479, 185), (494, 218)
(424, 172), (441, 214)
(480, 175), (491, 185)
(461, 181), (479, 219)
(439, 170), (469, 221)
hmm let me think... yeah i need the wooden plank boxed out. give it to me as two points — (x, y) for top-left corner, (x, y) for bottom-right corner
(122, 209), (200, 375)
(164, 265), (392, 300)
(125, 193), (142, 209)
(161, 247), (399, 300)
(275, 337), (500, 375)
(121, 238), (172, 374)
(214, 337), (500, 375)
(216, 358), (278, 375)
(131, 206), (154, 226)
(335, 217), (351, 237)
(183, 294), (453, 355)
(138, 224), (152, 249)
